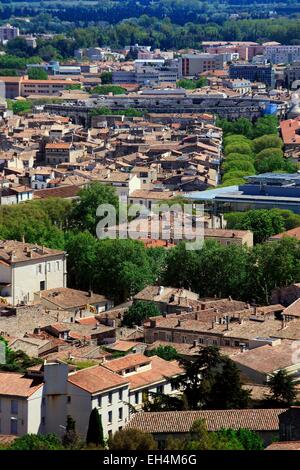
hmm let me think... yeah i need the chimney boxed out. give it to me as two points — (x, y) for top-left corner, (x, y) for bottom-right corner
(211, 320), (214, 329)
(193, 340), (197, 348)
(177, 320), (182, 327)
(226, 315), (229, 331)
(88, 289), (93, 297)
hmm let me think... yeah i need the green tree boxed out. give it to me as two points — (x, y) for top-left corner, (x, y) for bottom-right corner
(28, 67), (48, 80)
(267, 370), (296, 406)
(69, 181), (119, 234)
(90, 85), (125, 95)
(252, 116), (278, 138)
(225, 142), (253, 156)
(10, 100), (32, 115)
(252, 134), (283, 154)
(65, 231), (97, 291)
(171, 346), (222, 410)
(94, 239), (158, 303)
(206, 357), (251, 409)
(0, 336), (42, 373)
(108, 428), (157, 450)
(146, 345), (179, 361)
(10, 434), (63, 450)
(216, 428), (264, 450)
(86, 408), (104, 447)
(62, 416), (83, 449)
(100, 71), (113, 84)
(225, 209), (285, 244)
(123, 300), (161, 327)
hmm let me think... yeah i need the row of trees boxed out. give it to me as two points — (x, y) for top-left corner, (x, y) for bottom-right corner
(4, 8), (300, 49)
(2, 185), (300, 304)
(218, 116), (297, 186)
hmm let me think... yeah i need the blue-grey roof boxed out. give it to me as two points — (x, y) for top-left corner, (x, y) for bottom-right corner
(184, 186), (239, 201)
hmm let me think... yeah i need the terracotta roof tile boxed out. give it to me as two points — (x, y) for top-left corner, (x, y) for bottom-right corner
(68, 365), (128, 393)
(126, 409), (286, 433)
(0, 372), (43, 397)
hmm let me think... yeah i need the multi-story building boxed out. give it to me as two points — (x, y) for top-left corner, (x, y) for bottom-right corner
(21, 79), (81, 98)
(202, 41), (264, 61)
(0, 24), (19, 43)
(0, 357), (182, 439)
(229, 64), (275, 88)
(0, 371), (44, 436)
(0, 240), (67, 304)
(264, 45), (300, 64)
(284, 61), (300, 88)
(45, 143), (86, 165)
(178, 54), (225, 78)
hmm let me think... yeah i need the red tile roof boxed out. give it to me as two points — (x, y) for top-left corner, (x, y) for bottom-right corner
(0, 372), (43, 397)
(68, 365), (128, 394)
(126, 409), (286, 433)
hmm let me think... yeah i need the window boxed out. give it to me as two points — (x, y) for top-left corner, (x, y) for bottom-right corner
(108, 392), (113, 404)
(142, 390), (149, 403)
(38, 264), (42, 274)
(171, 382), (177, 391)
(11, 400), (18, 414)
(67, 396), (71, 403)
(47, 262), (51, 272)
(108, 411), (112, 424)
(56, 261), (60, 271)
(118, 389), (123, 401)
(157, 385), (164, 394)
(10, 418), (18, 435)
(118, 408), (123, 420)
(135, 392), (139, 404)
(97, 396), (102, 407)
(108, 430), (112, 438)
(40, 281), (45, 291)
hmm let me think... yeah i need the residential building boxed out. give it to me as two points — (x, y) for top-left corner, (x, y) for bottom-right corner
(35, 287), (113, 314)
(45, 143), (86, 165)
(178, 54), (225, 78)
(102, 354), (182, 409)
(0, 24), (19, 43)
(67, 365), (129, 438)
(264, 45), (300, 64)
(280, 117), (300, 157)
(0, 371), (44, 436)
(0, 240), (67, 304)
(232, 339), (300, 385)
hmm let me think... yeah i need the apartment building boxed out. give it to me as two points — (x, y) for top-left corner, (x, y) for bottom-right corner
(102, 354), (182, 410)
(178, 54), (225, 78)
(264, 45), (300, 64)
(0, 240), (67, 304)
(0, 24), (19, 43)
(45, 143), (86, 165)
(0, 371), (44, 436)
